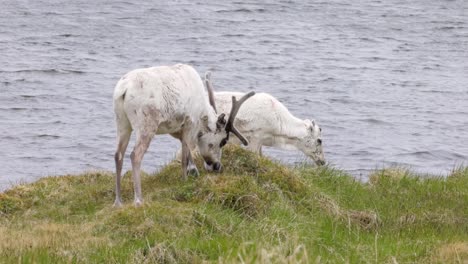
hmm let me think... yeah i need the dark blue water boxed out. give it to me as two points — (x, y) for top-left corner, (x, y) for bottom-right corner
(1, 0), (467, 189)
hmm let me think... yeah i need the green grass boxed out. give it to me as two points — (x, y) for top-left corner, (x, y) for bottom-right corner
(1, 145), (467, 263)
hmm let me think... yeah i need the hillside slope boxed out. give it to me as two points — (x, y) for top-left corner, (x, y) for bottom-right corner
(1, 145), (467, 263)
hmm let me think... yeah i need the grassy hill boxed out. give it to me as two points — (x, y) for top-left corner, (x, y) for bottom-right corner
(1, 145), (467, 263)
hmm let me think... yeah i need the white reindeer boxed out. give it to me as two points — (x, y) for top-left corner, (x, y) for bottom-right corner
(113, 64), (254, 207)
(204, 72), (325, 166)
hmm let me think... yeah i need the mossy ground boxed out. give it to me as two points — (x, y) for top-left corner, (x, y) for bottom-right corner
(1, 145), (467, 263)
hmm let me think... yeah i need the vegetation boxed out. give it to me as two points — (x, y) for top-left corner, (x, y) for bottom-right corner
(1, 145), (467, 263)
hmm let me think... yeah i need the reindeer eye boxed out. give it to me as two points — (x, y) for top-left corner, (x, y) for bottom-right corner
(208, 143), (213, 148)
(198, 132), (203, 138)
(317, 139), (322, 145)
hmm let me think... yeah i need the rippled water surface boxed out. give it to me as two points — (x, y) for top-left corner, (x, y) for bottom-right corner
(1, 0), (467, 189)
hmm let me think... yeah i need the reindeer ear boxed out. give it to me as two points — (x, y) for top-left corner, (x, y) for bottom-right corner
(304, 119), (315, 131)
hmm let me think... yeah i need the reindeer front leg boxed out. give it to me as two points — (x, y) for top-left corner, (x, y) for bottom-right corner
(181, 140), (199, 180)
(174, 130), (199, 179)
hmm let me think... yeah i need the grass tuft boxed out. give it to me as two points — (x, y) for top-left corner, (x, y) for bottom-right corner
(131, 242), (200, 264)
(1, 145), (467, 263)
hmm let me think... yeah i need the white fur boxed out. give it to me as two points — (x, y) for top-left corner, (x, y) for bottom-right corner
(113, 64), (224, 207)
(114, 64), (216, 140)
(213, 92), (326, 165)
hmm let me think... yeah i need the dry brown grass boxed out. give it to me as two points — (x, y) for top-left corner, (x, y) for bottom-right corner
(0, 221), (109, 261)
(222, 242), (309, 264)
(314, 193), (379, 230)
(430, 242), (468, 263)
(131, 242), (200, 264)
(368, 167), (411, 185)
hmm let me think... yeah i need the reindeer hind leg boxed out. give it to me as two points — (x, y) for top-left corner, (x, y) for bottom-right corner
(130, 129), (155, 206)
(129, 106), (161, 206)
(114, 118), (132, 207)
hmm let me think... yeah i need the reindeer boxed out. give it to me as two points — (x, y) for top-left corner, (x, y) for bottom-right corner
(204, 72), (325, 166)
(113, 64), (254, 207)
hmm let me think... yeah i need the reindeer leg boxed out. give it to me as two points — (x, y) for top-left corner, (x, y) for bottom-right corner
(130, 130), (155, 206)
(186, 147), (199, 177)
(181, 141), (189, 180)
(247, 140), (263, 156)
(170, 132), (184, 164)
(182, 141), (200, 181)
(114, 123), (132, 207)
(181, 140), (198, 180)
(174, 132), (199, 179)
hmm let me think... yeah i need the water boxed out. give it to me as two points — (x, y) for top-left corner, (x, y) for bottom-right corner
(1, 0), (467, 190)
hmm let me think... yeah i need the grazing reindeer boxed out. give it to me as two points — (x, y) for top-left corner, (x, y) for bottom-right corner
(204, 72), (325, 166)
(113, 64), (254, 207)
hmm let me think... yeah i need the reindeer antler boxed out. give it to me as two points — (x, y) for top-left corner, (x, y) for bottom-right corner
(225, 91), (255, 146)
(204, 71), (217, 112)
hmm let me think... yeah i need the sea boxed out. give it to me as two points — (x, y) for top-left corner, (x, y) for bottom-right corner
(1, 0), (467, 190)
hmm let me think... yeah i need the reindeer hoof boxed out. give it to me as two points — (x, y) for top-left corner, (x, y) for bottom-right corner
(188, 167), (199, 177)
(113, 199), (123, 208)
(187, 163), (199, 177)
(134, 199), (143, 207)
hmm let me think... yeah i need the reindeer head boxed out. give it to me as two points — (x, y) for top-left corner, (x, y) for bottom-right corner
(196, 72), (255, 172)
(298, 119), (326, 166)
